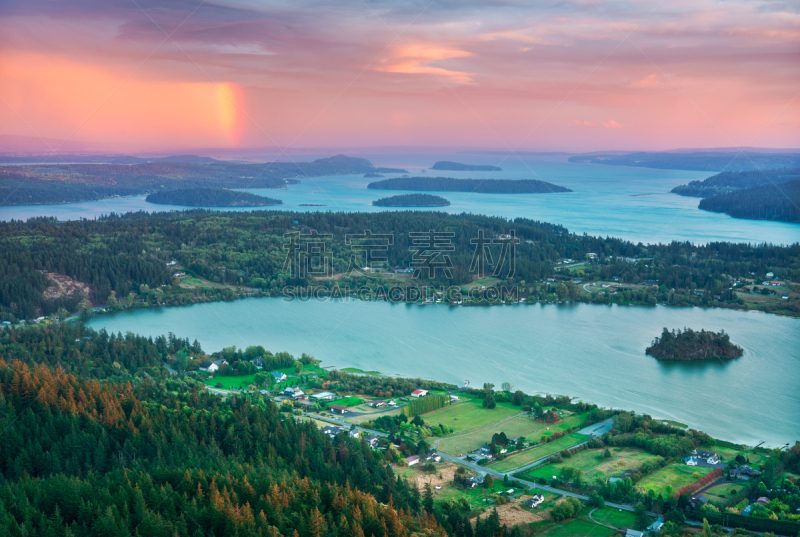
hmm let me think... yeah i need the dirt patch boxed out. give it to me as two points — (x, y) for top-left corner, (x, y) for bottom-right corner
(42, 274), (92, 301)
(407, 463), (459, 492)
(477, 496), (554, 525)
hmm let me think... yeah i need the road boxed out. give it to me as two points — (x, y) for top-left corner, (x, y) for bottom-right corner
(302, 412), (389, 437)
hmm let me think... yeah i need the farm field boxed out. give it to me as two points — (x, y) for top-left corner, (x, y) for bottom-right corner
(438, 416), (549, 456)
(637, 463), (713, 496)
(430, 475), (528, 512)
(438, 414), (586, 456)
(523, 447), (661, 482)
(421, 397), (522, 436)
(490, 433), (589, 473)
(204, 374), (257, 390)
(540, 518), (616, 537)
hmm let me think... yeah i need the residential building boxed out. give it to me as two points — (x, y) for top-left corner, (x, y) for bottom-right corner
(411, 389), (428, 398)
(363, 434), (380, 448)
(323, 426), (343, 438)
(425, 450), (441, 463)
(348, 429), (360, 439)
(329, 404), (347, 414)
(466, 475), (485, 488)
(405, 455), (420, 466)
(691, 450), (720, 465)
(272, 371), (288, 382)
(199, 359), (228, 373)
(523, 494), (544, 508)
(730, 465), (761, 479)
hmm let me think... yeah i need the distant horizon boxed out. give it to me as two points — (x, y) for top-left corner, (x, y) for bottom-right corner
(1, 134), (799, 160)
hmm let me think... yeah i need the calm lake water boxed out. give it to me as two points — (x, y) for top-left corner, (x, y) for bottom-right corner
(3, 154), (799, 245)
(88, 298), (800, 447)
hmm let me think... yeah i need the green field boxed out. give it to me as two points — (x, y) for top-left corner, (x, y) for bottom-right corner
(637, 463), (713, 496)
(438, 413), (587, 456)
(591, 507), (640, 529)
(523, 447), (659, 482)
(341, 368), (382, 376)
(540, 519), (615, 537)
(703, 482), (743, 506)
(330, 397), (364, 407)
(204, 374), (257, 390)
(421, 397), (521, 436)
(707, 445), (768, 467)
(490, 433), (589, 473)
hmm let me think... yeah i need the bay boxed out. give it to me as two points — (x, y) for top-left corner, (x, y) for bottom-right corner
(2, 154), (798, 245)
(87, 298), (800, 448)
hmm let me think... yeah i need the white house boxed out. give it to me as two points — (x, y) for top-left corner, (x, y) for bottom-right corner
(405, 455), (420, 466)
(199, 359), (228, 373)
(272, 371), (288, 382)
(411, 389), (428, 398)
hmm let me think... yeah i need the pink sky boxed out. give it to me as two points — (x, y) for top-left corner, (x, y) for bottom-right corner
(0, 0), (798, 153)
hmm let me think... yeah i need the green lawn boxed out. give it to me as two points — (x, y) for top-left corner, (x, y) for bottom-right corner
(330, 396), (364, 407)
(707, 445), (768, 467)
(541, 519), (616, 537)
(204, 374), (258, 390)
(703, 482), (743, 506)
(421, 396), (521, 436)
(523, 448), (661, 483)
(490, 433), (589, 473)
(591, 508), (639, 529)
(636, 463), (713, 496)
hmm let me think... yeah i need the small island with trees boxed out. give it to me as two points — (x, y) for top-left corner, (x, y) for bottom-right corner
(145, 188), (282, 207)
(646, 327), (743, 361)
(430, 161), (502, 172)
(367, 176), (571, 193)
(372, 193), (451, 207)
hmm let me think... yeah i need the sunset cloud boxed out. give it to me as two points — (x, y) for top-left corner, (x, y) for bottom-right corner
(0, 0), (797, 151)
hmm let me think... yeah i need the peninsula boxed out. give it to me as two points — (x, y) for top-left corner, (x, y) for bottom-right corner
(145, 188), (282, 207)
(367, 176), (571, 193)
(372, 193), (451, 207)
(646, 327), (744, 361)
(430, 161), (502, 171)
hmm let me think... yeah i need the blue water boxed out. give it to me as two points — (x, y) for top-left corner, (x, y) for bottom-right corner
(2, 154), (798, 245)
(88, 298), (800, 447)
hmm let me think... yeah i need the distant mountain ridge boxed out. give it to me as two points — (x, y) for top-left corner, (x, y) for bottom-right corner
(569, 151), (800, 171)
(430, 161), (502, 171)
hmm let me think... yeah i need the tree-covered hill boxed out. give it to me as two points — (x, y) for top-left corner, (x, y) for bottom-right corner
(430, 161), (501, 171)
(372, 193), (450, 207)
(146, 188), (282, 207)
(646, 327), (743, 360)
(697, 179), (800, 223)
(0, 155), (405, 205)
(671, 168), (800, 198)
(0, 210), (798, 321)
(367, 176), (571, 193)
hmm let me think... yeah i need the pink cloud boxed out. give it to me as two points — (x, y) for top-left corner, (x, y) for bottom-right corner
(602, 120), (624, 129)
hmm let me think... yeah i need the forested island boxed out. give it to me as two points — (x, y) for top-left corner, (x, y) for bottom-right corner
(697, 179), (800, 223)
(671, 168), (800, 198)
(646, 327), (744, 360)
(0, 154), (406, 205)
(367, 176), (571, 193)
(372, 193), (451, 207)
(569, 151), (800, 171)
(1, 210), (798, 321)
(430, 161), (502, 171)
(364, 172), (384, 178)
(145, 188), (282, 207)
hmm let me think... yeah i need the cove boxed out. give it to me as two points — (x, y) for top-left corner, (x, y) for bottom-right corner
(87, 298), (800, 448)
